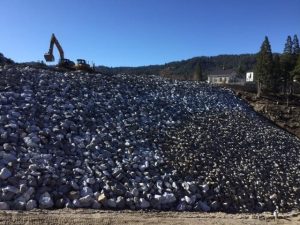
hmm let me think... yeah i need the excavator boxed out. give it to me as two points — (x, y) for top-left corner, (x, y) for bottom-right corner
(44, 33), (94, 72)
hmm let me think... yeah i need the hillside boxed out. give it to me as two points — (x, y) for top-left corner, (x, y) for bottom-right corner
(96, 54), (257, 80)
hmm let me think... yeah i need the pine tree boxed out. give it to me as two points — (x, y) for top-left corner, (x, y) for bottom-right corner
(193, 62), (203, 81)
(292, 55), (300, 82)
(272, 54), (282, 92)
(237, 65), (246, 78)
(292, 35), (300, 82)
(281, 35), (294, 94)
(284, 36), (293, 54)
(292, 34), (300, 55)
(255, 36), (273, 97)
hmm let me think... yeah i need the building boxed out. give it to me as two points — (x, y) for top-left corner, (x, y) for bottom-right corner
(246, 72), (254, 82)
(207, 69), (245, 84)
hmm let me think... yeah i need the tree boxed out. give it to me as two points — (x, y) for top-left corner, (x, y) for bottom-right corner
(237, 65), (246, 78)
(291, 34), (300, 84)
(292, 55), (300, 82)
(292, 34), (300, 55)
(255, 36), (273, 97)
(272, 55), (282, 92)
(281, 35), (295, 94)
(284, 36), (293, 54)
(193, 62), (203, 81)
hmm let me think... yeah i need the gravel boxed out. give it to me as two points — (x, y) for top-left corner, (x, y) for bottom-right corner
(0, 64), (300, 212)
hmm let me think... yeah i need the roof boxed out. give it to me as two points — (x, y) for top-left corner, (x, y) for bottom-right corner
(207, 69), (237, 77)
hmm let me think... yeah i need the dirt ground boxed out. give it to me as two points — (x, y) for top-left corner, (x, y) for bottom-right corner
(0, 210), (300, 225)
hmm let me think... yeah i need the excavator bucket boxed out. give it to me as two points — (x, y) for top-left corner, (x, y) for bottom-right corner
(44, 53), (54, 62)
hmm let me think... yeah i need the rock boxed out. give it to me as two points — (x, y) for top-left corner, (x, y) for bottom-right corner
(2, 185), (19, 194)
(139, 198), (150, 209)
(131, 188), (139, 197)
(68, 191), (80, 200)
(39, 192), (54, 209)
(116, 196), (125, 209)
(1, 191), (15, 201)
(26, 199), (37, 210)
(70, 180), (79, 190)
(194, 201), (211, 212)
(1, 152), (17, 163)
(106, 198), (117, 208)
(23, 136), (39, 148)
(80, 186), (93, 197)
(210, 201), (219, 210)
(14, 197), (26, 210)
(150, 196), (161, 209)
(28, 176), (37, 187)
(3, 143), (13, 151)
(91, 200), (101, 209)
(73, 168), (85, 175)
(55, 198), (65, 208)
(65, 201), (73, 209)
(97, 193), (107, 204)
(0, 202), (10, 210)
(270, 194), (278, 200)
(86, 178), (95, 185)
(19, 184), (27, 193)
(79, 195), (94, 207)
(22, 187), (35, 201)
(153, 194), (162, 203)
(72, 199), (81, 208)
(201, 184), (209, 193)
(182, 182), (198, 193)
(58, 185), (71, 195)
(0, 167), (12, 179)
(161, 192), (177, 204)
(184, 195), (196, 205)
(177, 202), (187, 211)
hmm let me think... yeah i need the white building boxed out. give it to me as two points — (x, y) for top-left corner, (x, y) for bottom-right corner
(207, 69), (237, 84)
(246, 72), (254, 82)
(207, 74), (232, 84)
(207, 69), (245, 85)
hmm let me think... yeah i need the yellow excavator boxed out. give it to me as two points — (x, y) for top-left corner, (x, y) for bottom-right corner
(44, 33), (94, 72)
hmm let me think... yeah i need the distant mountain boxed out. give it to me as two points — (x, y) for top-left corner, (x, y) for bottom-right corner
(96, 54), (257, 80)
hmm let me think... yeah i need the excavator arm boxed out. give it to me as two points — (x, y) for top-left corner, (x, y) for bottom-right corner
(44, 33), (65, 62)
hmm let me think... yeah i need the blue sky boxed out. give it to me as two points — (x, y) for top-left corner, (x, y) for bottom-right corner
(0, 0), (299, 67)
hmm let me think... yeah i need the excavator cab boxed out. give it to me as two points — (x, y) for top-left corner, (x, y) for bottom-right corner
(77, 59), (87, 65)
(59, 58), (75, 70)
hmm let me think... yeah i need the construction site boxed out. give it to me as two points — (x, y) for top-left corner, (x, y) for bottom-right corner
(1, 1), (300, 224)
(0, 49), (300, 223)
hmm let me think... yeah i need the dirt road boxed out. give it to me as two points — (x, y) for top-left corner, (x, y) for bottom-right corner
(0, 210), (299, 225)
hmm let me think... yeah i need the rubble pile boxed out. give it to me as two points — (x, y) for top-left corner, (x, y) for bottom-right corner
(0, 53), (14, 65)
(0, 64), (300, 212)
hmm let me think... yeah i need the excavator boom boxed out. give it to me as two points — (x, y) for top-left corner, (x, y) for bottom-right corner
(44, 33), (64, 62)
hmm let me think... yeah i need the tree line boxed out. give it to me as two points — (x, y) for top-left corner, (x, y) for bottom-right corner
(255, 35), (300, 97)
(96, 54), (257, 81)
